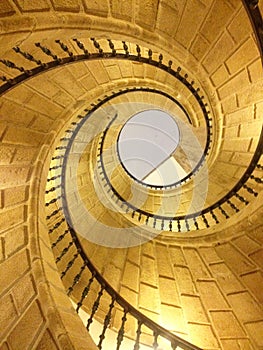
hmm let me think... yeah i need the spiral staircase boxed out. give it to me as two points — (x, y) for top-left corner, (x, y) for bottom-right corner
(0, 1), (263, 350)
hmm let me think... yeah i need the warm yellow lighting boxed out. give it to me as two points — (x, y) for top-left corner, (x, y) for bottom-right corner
(71, 300), (176, 350)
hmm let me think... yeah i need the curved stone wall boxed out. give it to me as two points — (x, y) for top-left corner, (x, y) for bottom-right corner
(0, 1), (262, 349)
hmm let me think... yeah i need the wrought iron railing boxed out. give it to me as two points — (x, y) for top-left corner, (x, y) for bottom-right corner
(0, 8), (261, 230)
(0, 35), (213, 182)
(51, 91), (263, 232)
(44, 102), (262, 348)
(0, 35), (214, 194)
(0, 0), (261, 92)
(45, 120), (262, 348)
(0, 22), (261, 233)
(2, 1), (263, 347)
(0, 0), (261, 94)
(45, 175), (203, 350)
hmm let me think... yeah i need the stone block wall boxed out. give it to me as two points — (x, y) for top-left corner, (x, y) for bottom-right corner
(0, 81), (98, 350)
(0, 1), (262, 349)
(85, 206), (263, 349)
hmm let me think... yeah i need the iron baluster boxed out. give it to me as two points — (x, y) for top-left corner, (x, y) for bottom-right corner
(158, 53), (163, 66)
(12, 46), (45, 67)
(45, 196), (61, 206)
(210, 210), (219, 224)
(153, 217), (157, 228)
(49, 164), (62, 171)
(56, 241), (74, 263)
(202, 214), (210, 228)
(73, 38), (89, 56)
(243, 183), (258, 197)
(136, 44), (141, 59)
(148, 49), (153, 61)
(169, 220), (173, 231)
(176, 66), (181, 77)
(227, 199), (239, 213)
(56, 145), (67, 150)
(133, 320), (142, 350)
(61, 251), (79, 279)
(71, 121), (79, 126)
(107, 39), (116, 56)
(45, 184), (61, 193)
(177, 219), (181, 232)
(153, 332), (159, 350)
(35, 42), (61, 62)
(116, 309), (128, 350)
(51, 229), (70, 248)
(161, 219), (164, 230)
(0, 59), (27, 73)
(234, 192), (249, 205)
(122, 41), (129, 57)
(55, 39), (73, 57)
(87, 286), (104, 331)
(193, 217), (199, 230)
(0, 75), (14, 84)
(171, 341), (179, 350)
(60, 138), (71, 144)
(250, 174), (263, 183)
(46, 207), (62, 220)
(194, 87), (200, 97)
(218, 205), (230, 218)
(47, 174), (61, 182)
(168, 60), (172, 71)
(48, 218), (65, 234)
(145, 216), (149, 225)
(67, 262), (86, 296)
(45, 186), (56, 194)
(51, 155), (64, 160)
(76, 273), (96, 313)
(91, 38), (103, 55)
(98, 297), (115, 349)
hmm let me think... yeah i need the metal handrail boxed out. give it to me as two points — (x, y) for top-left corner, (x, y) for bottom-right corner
(57, 91), (262, 231)
(45, 176), (203, 350)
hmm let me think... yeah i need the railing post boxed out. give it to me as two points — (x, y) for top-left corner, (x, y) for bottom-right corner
(116, 309), (128, 350)
(153, 332), (159, 350)
(87, 286), (104, 331)
(98, 296), (115, 349)
(133, 320), (142, 350)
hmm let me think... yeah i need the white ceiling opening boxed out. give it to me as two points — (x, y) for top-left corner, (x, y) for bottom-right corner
(118, 109), (186, 186)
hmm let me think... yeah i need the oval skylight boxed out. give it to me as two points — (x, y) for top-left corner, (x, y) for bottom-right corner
(117, 109), (187, 186)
